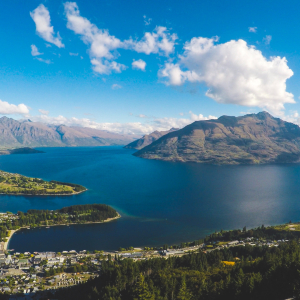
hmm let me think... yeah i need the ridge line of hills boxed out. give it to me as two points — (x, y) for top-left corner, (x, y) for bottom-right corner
(124, 127), (179, 150)
(0, 116), (137, 149)
(130, 111), (300, 164)
(2, 112), (300, 165)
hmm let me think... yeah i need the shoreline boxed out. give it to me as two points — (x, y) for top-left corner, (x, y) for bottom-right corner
(2, 229), (18, 252)
(2, 213), (121, 251)
(0, 189), (87, 197)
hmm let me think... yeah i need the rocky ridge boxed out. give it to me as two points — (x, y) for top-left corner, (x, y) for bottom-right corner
(0, 117), (136, 149)
(124, 128), (179, 150)
(134, 112), (300, 164)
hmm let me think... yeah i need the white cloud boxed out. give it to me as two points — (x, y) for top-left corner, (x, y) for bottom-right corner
(30, 4), (64, 48)
(138, 114), (147, 118)
(0, 100), (29, 115)
(130, 26), (177, 56)
(64, 3), (177, 74)
(263, 35), (272, 45)
(92, 59), (126, 74)
(38, 109), (49, 115)
(132, 59), (146, 71)
(249, 27), (257, 33)
(36, 57), (51, 64)
(69, 52), (79, 56)
(30, 111), (216, 136)
(160, 37), (294, 115)
(152, 112), (217, 131)
(111, 84), (122, 90)
(31, 45), (43, 56)
(143, 15), (152, 26)
(64, 2), (125, 74)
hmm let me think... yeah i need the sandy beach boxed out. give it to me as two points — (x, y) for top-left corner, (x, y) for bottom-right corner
(2, 229), (19, 251)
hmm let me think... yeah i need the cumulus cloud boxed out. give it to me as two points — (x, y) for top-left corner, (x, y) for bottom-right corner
(130, 26), (177, 56)
(91, 59), (126, 74)
(151, 112), (217, 132)
(64, 2), (125, 74)
(31, 45), (43, 56)
(249, 27), (257, 33)
(30, 4), (64, 48)
(69, 52), (79, 56)
(30, 111), (216, 136)
(263, 35), (272, 45)
(0, 100), (29, 115)
(64, 2), (177, 74)
(111, 84), (122, 90)
(160, 37), (294, 115)
(132, 59), (146, 71)
(38, 109), (49, 115)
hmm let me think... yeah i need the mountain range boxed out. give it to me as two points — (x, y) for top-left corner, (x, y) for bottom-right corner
(133, 112), (300, 164)
(124, 128), (178, 150)
(0, 117), (136, 149)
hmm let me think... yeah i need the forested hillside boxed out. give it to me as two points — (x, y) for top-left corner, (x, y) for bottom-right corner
(55, 242), (300, 300)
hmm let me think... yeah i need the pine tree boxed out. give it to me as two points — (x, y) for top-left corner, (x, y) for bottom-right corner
(133, 274), (154, 300)
(177, 276), (192, 300)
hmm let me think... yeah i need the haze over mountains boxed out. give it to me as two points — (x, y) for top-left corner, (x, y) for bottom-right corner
(124, 128), (179, 150)
(133, 112), (300, 164)
(4, 112), (300, 165)
(0, 117), (136, 149)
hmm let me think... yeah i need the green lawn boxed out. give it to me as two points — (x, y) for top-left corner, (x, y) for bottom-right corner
(0, 170), (84, 195)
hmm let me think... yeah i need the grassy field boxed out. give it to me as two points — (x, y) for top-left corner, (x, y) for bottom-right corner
(272, 223), (300, 232)
(0, 170), (86, 195)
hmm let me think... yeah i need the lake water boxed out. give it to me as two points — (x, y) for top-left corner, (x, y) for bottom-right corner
(1, 147), (300, 252)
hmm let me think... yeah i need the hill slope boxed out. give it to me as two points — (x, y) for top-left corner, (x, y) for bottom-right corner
(124, 128), (179, 150)
(134, 112), (300, 164)
(0, 117), (136, 149)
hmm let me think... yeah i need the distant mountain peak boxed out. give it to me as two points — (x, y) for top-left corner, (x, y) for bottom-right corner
(124, 127), (179, 150)
(134, 112), (300, 165)
(0, 117), (136, 149)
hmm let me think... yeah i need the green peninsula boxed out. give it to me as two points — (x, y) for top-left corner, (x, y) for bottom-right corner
(0, 204), (120, 248)
(0, 170), (86, 195)
(1, 204), (119, 235)
(17, 204), (119, 227)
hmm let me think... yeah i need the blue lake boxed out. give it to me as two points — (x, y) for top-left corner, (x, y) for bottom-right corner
(0, 146), (300, 252)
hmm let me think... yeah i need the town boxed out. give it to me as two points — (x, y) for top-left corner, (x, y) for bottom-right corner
(0, 212), (297, 298)
(0, 235), (292, 299)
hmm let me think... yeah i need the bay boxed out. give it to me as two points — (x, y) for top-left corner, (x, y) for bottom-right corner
(0, 146), (299, 252)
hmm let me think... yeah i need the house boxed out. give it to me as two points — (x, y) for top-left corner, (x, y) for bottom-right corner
(228, 240), (239, 245)
(18, 259), (29, 267)
(34, 257), (42, 264)
(162, 250), (185, 256)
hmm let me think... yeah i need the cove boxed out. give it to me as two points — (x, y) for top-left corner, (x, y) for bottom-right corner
(0, 146), (300, 252)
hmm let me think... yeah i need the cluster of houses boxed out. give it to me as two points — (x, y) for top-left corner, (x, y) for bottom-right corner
(0, 212), (18, 222)
(208, 237), (290, 251)
(0, 235), (293, 298)
(0, 250), (100, 297)
(49, 273), (83, 287)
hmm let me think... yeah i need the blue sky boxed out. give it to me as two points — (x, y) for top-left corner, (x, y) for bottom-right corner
(1, 0), (300, 135)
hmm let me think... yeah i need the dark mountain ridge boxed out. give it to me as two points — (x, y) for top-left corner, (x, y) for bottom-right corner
(134, 112), (300, 164)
